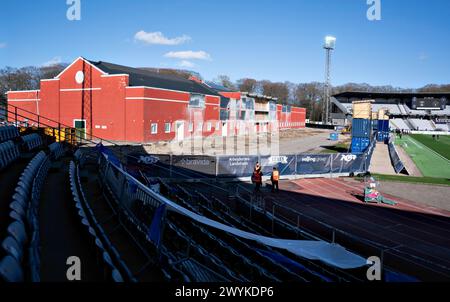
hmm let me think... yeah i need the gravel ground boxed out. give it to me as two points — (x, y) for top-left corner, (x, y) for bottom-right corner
(137, 128), (341, 155)
(379, 181), (450, 211)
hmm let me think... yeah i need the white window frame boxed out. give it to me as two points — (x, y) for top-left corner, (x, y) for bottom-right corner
(198, 122), (203, 132)
(151, 123), (158, 134)
(165, 122), (171, 133)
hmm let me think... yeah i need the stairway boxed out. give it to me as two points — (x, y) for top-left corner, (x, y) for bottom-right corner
(38, 157), (103, 281)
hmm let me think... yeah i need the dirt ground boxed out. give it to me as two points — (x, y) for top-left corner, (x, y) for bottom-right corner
(131, 128), (344, 156)
(378, 181), (450, 212)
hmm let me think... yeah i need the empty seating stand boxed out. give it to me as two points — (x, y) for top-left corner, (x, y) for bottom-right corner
(0, 126), (20, 143)
(0, 141), (20, 171)
(69, 161), (134, 282)
(48, 142), (65, 160)
(0, 151), (50, 282)
(21, 134), (43, 152)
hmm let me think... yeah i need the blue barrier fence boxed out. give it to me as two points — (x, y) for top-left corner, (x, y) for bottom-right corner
(126, 140), (376, 179)
(387, 136), (406, 174)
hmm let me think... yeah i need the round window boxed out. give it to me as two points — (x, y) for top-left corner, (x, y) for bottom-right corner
(75, 71), (85, 84)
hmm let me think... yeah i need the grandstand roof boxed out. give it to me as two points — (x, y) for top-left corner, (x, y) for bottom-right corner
(333, 91), (450, 100)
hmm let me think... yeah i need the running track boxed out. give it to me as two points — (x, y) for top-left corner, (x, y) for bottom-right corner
(267, 178), (450, 281)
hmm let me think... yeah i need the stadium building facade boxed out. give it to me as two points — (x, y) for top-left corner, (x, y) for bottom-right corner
(6, 57), (306, 143)
(331, 91), (450, 131)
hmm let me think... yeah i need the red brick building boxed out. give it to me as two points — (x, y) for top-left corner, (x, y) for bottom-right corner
(7, 57), (306, 143)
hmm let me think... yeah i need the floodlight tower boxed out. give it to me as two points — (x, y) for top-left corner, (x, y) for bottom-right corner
(323, 36), (336, 125)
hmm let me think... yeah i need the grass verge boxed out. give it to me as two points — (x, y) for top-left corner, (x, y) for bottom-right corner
(361, 173), (450, 186)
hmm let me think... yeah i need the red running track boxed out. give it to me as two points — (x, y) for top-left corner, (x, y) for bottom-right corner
(266, 178), (450, 281)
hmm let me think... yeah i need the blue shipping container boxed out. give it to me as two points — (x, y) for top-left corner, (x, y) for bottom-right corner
(352, 119), (372, 138)
(377, 132), (389, 143)
(377, 120), (390, 142)
(351, 137), (370, 153)
(372, 120), (378, 130)
(377, 120), (389, 133)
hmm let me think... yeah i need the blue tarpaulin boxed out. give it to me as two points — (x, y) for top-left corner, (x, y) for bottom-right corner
(148, 204), (166, 248)
(96, 143), (122, 168)
(256, 248), (332, 282)
(388, 140), (406, 174)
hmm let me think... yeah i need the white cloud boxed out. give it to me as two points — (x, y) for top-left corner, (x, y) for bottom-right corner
(134, 31), (191, 45)
(164, 50), (211, 61)
(42, 56), (62, 67)
(0, 42), (6, 48)
(179, 60), (195, 68)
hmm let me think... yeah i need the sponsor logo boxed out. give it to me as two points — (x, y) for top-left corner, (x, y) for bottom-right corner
(340, 154), (357, 162)
(179, 158), (211, 166)
(228, 157), (252, 166)
(301, 156), (327, 163)
(268, 156), (288, 165)
(137, 155), (160, 165)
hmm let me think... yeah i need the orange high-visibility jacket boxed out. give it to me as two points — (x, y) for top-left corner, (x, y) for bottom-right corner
(272, 170), (279, 181)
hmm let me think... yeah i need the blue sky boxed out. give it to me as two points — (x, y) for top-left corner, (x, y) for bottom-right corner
(1, 0), (449, 88)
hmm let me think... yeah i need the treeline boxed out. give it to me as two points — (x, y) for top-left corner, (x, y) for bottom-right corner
(214, 75), (450, 121)
(1, 65), (449, 121)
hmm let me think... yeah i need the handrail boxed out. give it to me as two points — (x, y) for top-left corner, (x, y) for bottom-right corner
(0, 99), (120, 148)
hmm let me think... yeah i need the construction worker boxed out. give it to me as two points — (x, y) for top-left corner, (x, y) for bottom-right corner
(271, 167), (280, 193)
(251, 163), (263, 193)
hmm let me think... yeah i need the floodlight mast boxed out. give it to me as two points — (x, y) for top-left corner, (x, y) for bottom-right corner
(323, 36), (336, 125)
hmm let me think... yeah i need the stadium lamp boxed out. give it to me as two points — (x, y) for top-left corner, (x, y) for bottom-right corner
(323, 35), (336, 124)
(324, 36), (336, 50)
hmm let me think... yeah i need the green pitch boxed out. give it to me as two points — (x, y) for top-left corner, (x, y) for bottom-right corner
(395, 135), (450, 179)
(411, 134), (450, 161)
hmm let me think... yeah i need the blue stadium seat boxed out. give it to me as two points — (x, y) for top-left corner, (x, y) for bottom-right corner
(78, 209), (86, 219)
(95, 238), (105, 252)
(21, 133), (43, 152)
(9, 211), (23, 223)
(0, 140), (20, 170)
(16, 181), (30, 195)
(1, 237), (23, 262)
(7, 221), (28, 247)
(49, 142), (65, 160)
(12, 193), (27, 209)
(102, 252), (115, 270)
(88, 227), (97, 238)
(81, 218), (90, 228)
(9, 201), (26, 218)
(0, 255), (24, 282)
(112, 269), (124, 282)
(14, 186), (29, 200)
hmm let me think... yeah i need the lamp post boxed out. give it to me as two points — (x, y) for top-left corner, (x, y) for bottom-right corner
(323, 36), (336, 125)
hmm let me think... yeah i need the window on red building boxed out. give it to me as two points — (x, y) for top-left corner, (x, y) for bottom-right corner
(151, 123), (158, 134)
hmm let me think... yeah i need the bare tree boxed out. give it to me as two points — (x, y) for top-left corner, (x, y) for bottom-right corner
(418, 84), (450, 93)
(214, 75), (236, 90)
(295, 82), (325, 121)
(259, 80), (289, 104)
(237, 78), (257, 93)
